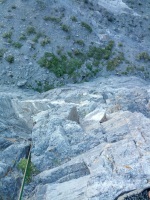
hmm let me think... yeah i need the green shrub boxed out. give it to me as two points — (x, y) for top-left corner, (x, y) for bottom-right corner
(5, 55), (14, 63)
(40, 37), (51, 46)
(26, 26), (36, 35)
(17, 158), (36, 183)
(43, 16), (61, 23)
(19, 34), (27, 40)
(61, 24), (70, 32)
(118, 43), (123, 47)
(137, 52), (150, 61)
(0, 49), (6, 59)
(38, 41), (115, 78)
(81, 22), (92, 33)
(74, 40), (85, 46)
(71, 16), (77, 22)
(12, 42), (22, 48)
(3, 31), (12, 39)
(107, 52), (124, 71)
(38, 52), (83, 77)
(87, 41), (114, 60)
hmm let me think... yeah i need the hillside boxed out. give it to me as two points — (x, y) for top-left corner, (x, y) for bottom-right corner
(0, 0), (150, 91)
(0, 0), (150, 200)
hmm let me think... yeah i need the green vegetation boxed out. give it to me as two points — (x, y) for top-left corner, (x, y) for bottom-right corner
(107, 52), (124, 71)
(17, 158), (36, 183)
(74, 40), (85, 46)
(26, 26), (36, 35)
(12, 42), (22, 48)
(40, 37), (51, 46)
(34, 81), (54, 93)
(38, 52), (82, 77)
(19, 34), (27, 40)
(43, 16), (61, 23)
(126, 65), (135, 73)
(88, 40), (114, 60)
(137, 66), (145, 71)
(81, 22), (92, 33)
(61, 24), (70, 32)
(36, 0), (46, 10)
(118, 43), (123, 47)
(71, 16), (77, 22)
(137, 52), (150, 61)
(0, 49), (6, 59)
(3, 31), (12, 39)
(38, 40), (115, 78)
(5, 55), (14, 63)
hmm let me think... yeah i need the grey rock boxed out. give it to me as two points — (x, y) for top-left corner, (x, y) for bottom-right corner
(67, 106), (80, 124)
(0, 76), (150, 199)
(23, 76), (150, 200)
(17, 80), (27, 87)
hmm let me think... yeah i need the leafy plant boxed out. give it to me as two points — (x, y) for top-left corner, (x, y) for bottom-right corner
(12, 42), (22, 48)
(74, 40), (85, 46)
(107, 52), (124, 71)
(5, 55), (14, 63)
(38, 52), (83, 77)
(38, 41), (115, 79)
(26, 26), (36, 35)
(71, 16), (77, 22)
(43, 16), (61, 23)
(61, 24), (70, 32)
(0, 49), (6, 59)
(19, 34), (27, 40)
(40, 37), (51, 46)
(17, 158), (37, 183)
(3, 31), (12, 39)
(81, 22), (92, 33)
(137, 52), (150, 61)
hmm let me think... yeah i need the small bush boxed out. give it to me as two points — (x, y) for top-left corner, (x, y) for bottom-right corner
(81, 22), (92, 33)
(19, 34), (27, 40)
(107, 52), (124, 71)
(40, 37), (51, 46)
(71, 16), (77, 22)
(3, 31), (12, 39)
(5, 55), (14, 63)
(0, 49), (6, 59)
(17, 158), (36, 183)
(74, 40), (85, 46)
(38, 52), (83, 77)
(12, 42), (22, 48)
(61, 24), (70, 32)
(43, 16), (61, 23)
(26, 26), (36, 35)
(137, 52), (150, 61)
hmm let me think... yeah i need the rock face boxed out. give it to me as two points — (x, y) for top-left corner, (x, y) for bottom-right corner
(1, 76), (150, 199)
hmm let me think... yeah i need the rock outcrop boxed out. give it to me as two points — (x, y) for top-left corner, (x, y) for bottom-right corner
(1, 76), (150, 199)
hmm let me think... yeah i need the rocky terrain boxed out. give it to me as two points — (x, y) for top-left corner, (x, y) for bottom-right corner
(0, 76), (150, 200)
(0, 0), (150, 200)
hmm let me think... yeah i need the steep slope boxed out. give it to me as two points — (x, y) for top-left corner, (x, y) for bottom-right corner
(0, 0), (150, 91)
(0, 0), (150, 199)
